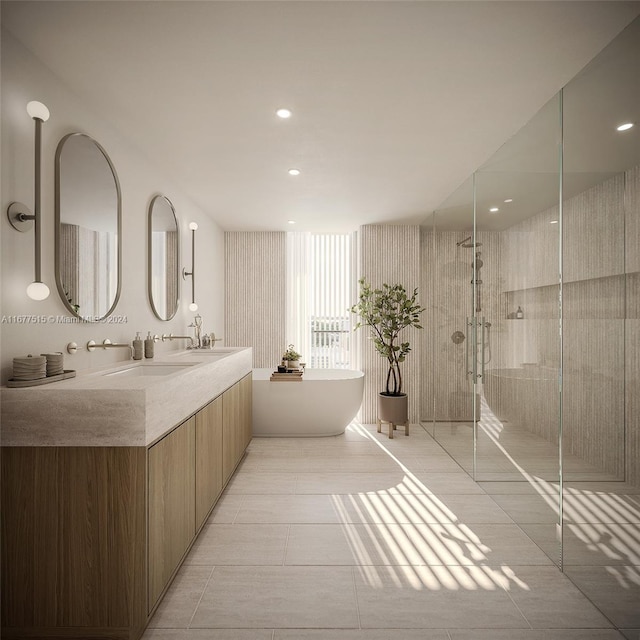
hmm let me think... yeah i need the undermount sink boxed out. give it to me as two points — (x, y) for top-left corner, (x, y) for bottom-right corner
(176, 347), (242, 358)
(104, 363), (197, 377)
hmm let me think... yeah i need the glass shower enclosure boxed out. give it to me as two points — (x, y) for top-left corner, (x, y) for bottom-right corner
(422, 16), (640, 569)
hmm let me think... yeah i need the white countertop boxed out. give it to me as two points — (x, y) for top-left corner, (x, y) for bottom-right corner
(1, 347), (252, 447)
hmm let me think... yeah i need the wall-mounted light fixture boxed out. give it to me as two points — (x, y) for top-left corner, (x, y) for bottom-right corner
(6, 101), (51, 300)
(182, 221), (198, 311)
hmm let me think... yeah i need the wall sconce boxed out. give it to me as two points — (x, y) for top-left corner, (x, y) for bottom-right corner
(6, 101), (51, 300)
(182, 221), (198, 311)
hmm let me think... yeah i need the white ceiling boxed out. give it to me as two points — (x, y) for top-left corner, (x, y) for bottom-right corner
(3, 1), (640, 232)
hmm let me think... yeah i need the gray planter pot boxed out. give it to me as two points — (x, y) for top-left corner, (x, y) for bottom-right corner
(377, 392), (409, 438)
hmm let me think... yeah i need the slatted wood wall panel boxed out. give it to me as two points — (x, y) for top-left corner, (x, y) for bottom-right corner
(225, 232), (286, 368)
(358, 225), (422, 424)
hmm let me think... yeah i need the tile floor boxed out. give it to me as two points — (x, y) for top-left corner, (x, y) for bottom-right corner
(143, 421), (640, 640)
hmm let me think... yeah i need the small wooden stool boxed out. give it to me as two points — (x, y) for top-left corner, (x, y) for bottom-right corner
(377, 419), (409, 439)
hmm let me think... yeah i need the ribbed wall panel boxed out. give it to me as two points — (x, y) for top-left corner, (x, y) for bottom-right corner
(225, 232), (286, 368)
(421, 228), (504, 422)
(626, 166), (640, 486)
(358, 225), (422, 424)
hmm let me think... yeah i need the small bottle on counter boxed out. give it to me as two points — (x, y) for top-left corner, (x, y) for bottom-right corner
(133, 332), (143, 360)
(144, 332), (155, 359)
(516, 306), (524, 319)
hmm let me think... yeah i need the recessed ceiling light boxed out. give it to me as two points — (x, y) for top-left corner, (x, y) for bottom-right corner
(288, 168), (300, 176)
(550, 220), (558, 224)
(287, 220), (296, 225)
(504, 199), (513, 203)
(616, 122), (634, 132)
(276, 108), (292, 119)
(489, 207), (499, 213)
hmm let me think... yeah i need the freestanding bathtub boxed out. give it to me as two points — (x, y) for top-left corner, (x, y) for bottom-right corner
(252, 368), (364, 436)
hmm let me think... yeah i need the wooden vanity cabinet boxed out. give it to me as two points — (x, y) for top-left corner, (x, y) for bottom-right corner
(1, 372), (252, 640)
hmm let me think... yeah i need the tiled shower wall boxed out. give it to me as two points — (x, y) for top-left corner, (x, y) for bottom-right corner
(496, 173), (629, 480)
(626, 166), (640, 486)
(224, 232), (286, 368)
(420, 168), (638, 485)
(420, 228), (504, 422)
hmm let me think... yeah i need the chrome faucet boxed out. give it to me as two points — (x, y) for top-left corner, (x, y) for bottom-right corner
(87, 339), (134, 359)
(189, 314), (203, 349)
(162, 333), (195, 349)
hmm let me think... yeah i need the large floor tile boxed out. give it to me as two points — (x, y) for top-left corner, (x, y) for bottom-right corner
(253, 455), (403, 473)
(185, 524), (288, 565)
(285, 522), (552, 567)
(564, 481), (640, 495)
(235, 494), (343, 524)
(225, 472), (297, 494)
(275, 631), (448, 639)
(564, 492), (640, 524)
(400, 455), (467, 472)
(191, 566), (358, 628)
(409, 472), (486, 495)
(294, 472), (418, 495)
(478, 480), (560, 495)
(325, 491), (513, 525)
(522, 523), (640, 566)
(490, 493), (559, 524)
(206, 493), (245, 524)
(143, 631), (273, 640)
(430, 494), (514, 524)
(148, 565), (213, 628)
(503, 566), (614, 629)
(565, 565), (640, 628)
(355, 569), (529, 628)
(449, 630), (625, 639)
(620, 630), (640, 640)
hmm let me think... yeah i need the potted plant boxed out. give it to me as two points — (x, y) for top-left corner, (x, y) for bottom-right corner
(350, 278), (424, 434)
(282, 344), (302, 369)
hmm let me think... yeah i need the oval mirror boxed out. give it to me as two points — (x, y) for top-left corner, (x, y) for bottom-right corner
(148, 195), (180, 320)
(55, 133), (121, 321)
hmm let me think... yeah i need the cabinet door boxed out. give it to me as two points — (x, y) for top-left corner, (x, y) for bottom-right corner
(222, 380), (241, 484)
(148, 417), (195, 610)
(195, 395), (223, 529)
(240, 373), (253, 450)
(222, 374), (253, 484)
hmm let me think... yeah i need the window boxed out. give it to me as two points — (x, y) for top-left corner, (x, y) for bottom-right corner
(286, 233), (355, 368)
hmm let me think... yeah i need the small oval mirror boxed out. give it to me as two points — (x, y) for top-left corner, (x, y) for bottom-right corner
(55, 133), (121, 321)
(148, 195), (179, 320)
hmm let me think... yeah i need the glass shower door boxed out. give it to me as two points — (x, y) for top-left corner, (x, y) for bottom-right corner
(424, 176), (479, 475)
(426, 93), (563, 566)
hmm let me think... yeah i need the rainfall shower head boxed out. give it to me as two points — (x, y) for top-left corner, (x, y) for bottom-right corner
(456, 235), (483, 248)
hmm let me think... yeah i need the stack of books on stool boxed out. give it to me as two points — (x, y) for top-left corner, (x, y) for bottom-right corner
(270, 369), (303, 381)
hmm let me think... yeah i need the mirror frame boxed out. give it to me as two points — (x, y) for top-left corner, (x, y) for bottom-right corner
(54, 132), (122, 321)
(148, 194), (180, 321)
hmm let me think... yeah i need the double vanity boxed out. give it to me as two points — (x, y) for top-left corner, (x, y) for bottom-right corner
(1, 346), (252, 640)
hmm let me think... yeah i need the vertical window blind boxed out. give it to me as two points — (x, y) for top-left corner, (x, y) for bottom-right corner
(286, 232), (355, 368)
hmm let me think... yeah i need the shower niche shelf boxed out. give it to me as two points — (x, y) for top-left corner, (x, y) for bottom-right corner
(503, 272), (633, 321)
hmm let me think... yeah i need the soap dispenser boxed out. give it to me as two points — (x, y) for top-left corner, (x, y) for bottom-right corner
(133, 332), (143, 360)
(144, 332), (155, 359)
(516, 306), (524, 319)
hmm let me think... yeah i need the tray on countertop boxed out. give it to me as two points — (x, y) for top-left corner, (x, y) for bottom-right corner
(7, 369), (77, 388)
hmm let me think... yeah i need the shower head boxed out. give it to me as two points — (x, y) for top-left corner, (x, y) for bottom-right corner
(456, 235), (483, 248)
